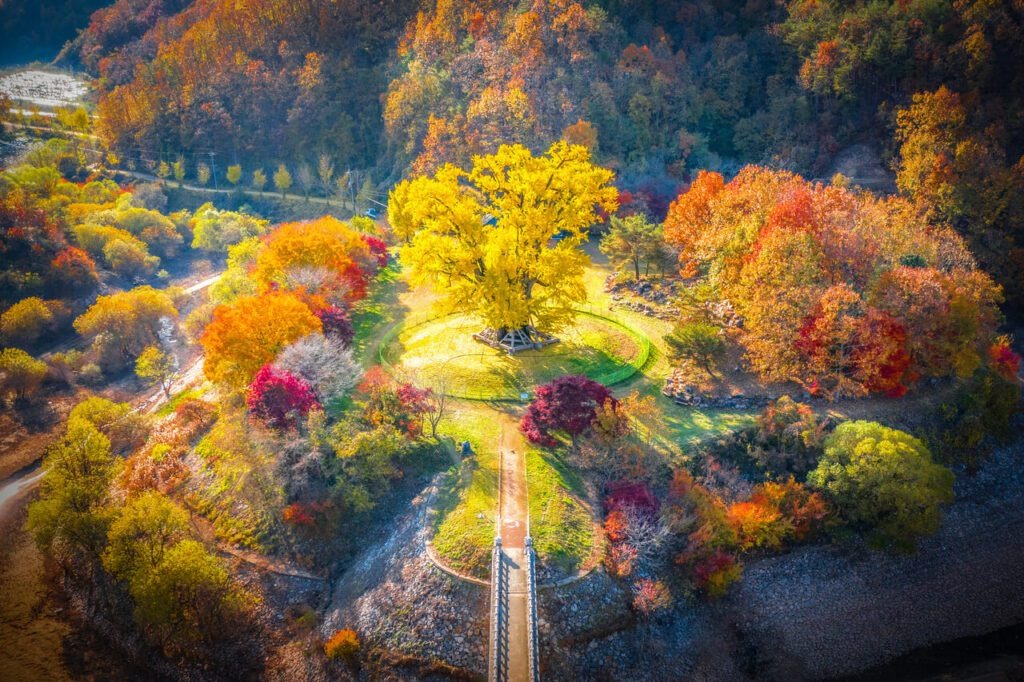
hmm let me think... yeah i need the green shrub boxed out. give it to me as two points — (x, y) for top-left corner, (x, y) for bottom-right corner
(931, 368), (1020, 466)
(809, 421), (954, 550)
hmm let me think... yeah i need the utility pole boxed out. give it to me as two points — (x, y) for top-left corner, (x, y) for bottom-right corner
(208, 150), (218, 191)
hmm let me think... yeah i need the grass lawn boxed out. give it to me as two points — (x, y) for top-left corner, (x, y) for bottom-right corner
(579, 242), (759, 453)
(350, 263), (405, 365)
(383, 311), (647, 401)
(429, 403), (502, 578)
(525, 446), (595, 575)
(393, 239), (760, 578)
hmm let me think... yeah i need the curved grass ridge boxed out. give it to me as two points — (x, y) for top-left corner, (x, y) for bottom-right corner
(377, 308), (652, 401)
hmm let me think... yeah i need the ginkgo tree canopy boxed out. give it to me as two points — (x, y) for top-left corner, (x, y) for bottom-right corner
(389, 141), (617, 335)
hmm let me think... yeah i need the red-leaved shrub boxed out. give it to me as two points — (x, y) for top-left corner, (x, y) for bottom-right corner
(632, 578), (672, 616)
(606, 542), (638, 577)
(692, 550), (742, 597)
(521, 375), (614, 446)
(315, 305), (355, 347)
(988, 336), (1021, 382)
(362, 235), (389, 269)
(603, 480), (659, 515)
(51, 246), (99, 292)
(247, 364), (320, 428)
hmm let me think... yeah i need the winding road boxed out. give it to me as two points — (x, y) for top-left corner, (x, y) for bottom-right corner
(0, 466), (45, 519)
(0, 272), (221, 524)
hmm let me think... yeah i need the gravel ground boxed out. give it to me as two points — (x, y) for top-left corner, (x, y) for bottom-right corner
(322, 481), (489, 678)
(728, 440), (1024, 679)
(0, 69), (88, 108)
(538, 569), (747, 680)
(532, 440), (1024, 680)
(309, 440), (1024, 680)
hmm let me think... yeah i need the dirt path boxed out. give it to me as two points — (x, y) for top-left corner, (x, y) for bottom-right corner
(0, 392), (80, 481)
(0, 462), (139, 682)
(0, 354), (206, 531)
(113, 168), (354, 209)
(0, 491), (72, 682)
(0, 268), (221, 498)
(498, 414), (529, 549)
(184, 273), (221, 294)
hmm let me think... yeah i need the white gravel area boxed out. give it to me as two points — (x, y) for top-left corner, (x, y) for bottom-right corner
(0, 69), (88, 108)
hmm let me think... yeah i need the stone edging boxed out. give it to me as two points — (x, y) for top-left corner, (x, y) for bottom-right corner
(420, 466), (492, 587)
(536, 564), (601, 590)
(424, 536), (491, 587)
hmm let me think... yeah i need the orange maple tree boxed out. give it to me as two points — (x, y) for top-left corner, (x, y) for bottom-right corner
(200, 291), (321, 389)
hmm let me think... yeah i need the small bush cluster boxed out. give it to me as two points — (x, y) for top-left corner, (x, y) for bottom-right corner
(324, 628), (360, 664)
(930, 366), (1020, 465)
(631, 578), (672, 617)
(118, 398), (217, 495)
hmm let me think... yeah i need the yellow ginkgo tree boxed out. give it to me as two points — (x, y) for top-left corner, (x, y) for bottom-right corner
(389, 141), (617, 351)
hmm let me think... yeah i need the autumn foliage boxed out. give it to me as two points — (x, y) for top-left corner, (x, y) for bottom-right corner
(315, 305), (355, 347)
(282, 500), (334, 528)
(324, 628), (360, 663)
(253, 217), (372, 305)
(631, 578), (672, 617)
(987, 336), (1021, 383)
(390, 142), (617, 336)
(726, 479), (829, 550)
(521, 375), (615, 447)
(664, 167), (1004, 398)
(662, 465), (830, 598)
(246, 365), (321, 428)
(201, 291), (322, 388)
(361, 234), (389, 269)
(90, 0), (404, 169)
(359, 367), (431, 437)
(692, 550), (742, 598)
(51, 246), (100, 292)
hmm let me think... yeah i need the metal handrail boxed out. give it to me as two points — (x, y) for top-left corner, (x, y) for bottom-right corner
(524, 537), (540, 682)
(487, 536), (502, 682)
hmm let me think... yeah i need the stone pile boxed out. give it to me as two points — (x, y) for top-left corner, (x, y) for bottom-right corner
(662, 369), (768, 410)
(606, 276), (679, 321)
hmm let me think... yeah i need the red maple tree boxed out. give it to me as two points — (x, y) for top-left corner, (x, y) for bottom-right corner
(247, 364), (320, 428)
(520, 375), (614, 447)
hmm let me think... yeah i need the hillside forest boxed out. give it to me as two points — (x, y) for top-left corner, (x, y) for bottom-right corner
(0, 0), (1023, 680)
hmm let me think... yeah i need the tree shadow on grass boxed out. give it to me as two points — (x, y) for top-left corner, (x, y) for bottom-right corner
(350, 264), (409, 365)
(526, 446), (593, 576)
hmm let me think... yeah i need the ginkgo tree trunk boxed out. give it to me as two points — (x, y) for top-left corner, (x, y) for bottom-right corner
(389, 141), (617, 352)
